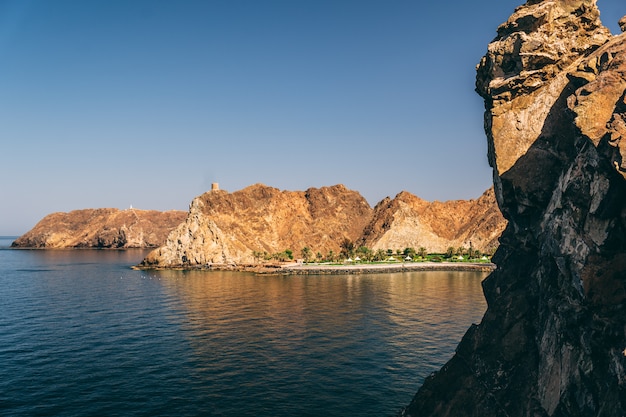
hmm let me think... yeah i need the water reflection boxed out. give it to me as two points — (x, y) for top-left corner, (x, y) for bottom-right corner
(3, 247), (151, 271)
(154, 270), (488, 416)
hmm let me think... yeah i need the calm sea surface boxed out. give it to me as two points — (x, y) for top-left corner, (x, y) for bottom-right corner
(0, 237), (488, 417)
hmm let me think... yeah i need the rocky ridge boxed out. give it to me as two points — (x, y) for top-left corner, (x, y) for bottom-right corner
(12, 208), (186, 249)
(12, 185), (505, 257)
(138, 184), (506, 268)
(404, 1), (626, 416)
(139, 184), (373, 266)
(360, 187), (504, 254)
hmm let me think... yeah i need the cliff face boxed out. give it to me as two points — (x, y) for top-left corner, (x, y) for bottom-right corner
(139, 184), (506, 267)
(139, 184), (374, 266)
(12, 185), (506, 257)
(12, 208), (187, 249)
(360, 187), (505, 254)
(404, 1), (626, 416)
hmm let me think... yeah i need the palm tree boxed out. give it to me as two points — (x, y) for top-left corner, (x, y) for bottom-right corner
(340, 238), (355, 259)
(252, 250), (263, 263)
(357, 246), (372, 262)
(301, 247), (312, 263)
(375, 249), (387, 261)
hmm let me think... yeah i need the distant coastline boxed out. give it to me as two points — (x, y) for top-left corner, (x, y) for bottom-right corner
(134, 261), (496, 275)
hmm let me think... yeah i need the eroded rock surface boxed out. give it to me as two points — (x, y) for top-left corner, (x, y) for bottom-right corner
(404, 1), (626, 416)
(12, 208), (186, 249)
(360, 187), (505, 254)
(138, 184), (506, 268)
(139, 184), (373, 266)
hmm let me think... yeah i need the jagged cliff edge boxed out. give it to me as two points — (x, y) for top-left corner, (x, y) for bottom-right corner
(137, 184), (505, 268)
(403, 1), (626, 416)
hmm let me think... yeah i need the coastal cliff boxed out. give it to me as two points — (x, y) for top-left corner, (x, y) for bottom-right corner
(13, 185), (506, 257)
(12, 208), (186, 249)
(137, 184), (506, 268)
(404, 1), (626, 416)
(139, 184), (373, 267)
(360, 187), (504, 254)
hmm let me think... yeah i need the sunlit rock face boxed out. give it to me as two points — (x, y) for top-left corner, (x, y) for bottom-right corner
(138, 183), (506, 268)
(404, 1), (626, 416)
(359, 187), (505, 254)
(139, 184), (374, 267)
(12, 208), (186, 248)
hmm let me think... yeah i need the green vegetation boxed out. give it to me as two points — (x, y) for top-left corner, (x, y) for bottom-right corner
(252, 242), (497, 265)
(301, 247), (312, 262)
(252, 249), (295, 262)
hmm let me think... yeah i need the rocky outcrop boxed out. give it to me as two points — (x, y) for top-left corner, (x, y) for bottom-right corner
(360, 187), (505, 254)
(138, 184), (506, 268)
(11, 184), (506, 257)
(404, 1), (626, 416)
(12, 208), (186, 249)
(139, 184), (374, 267)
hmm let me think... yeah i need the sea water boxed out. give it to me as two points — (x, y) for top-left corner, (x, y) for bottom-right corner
(0, 237), (487, 417)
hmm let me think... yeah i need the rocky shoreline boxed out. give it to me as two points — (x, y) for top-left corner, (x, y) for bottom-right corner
(133, 261), (495, 275)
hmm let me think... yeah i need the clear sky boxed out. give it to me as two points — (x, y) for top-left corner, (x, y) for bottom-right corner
(1, 0), (623, 235)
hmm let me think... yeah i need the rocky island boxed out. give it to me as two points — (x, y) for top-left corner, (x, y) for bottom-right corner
(403, 1), (626, 416)
(12, 208), (186, 249)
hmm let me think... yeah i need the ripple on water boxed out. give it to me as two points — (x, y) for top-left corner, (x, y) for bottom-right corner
(0, 252), (488, 417)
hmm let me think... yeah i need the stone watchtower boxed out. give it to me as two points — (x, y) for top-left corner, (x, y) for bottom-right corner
(211, 183), (219, 191)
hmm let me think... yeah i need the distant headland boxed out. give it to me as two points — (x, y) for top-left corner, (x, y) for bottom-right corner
(12, 183), (506, 271)
(11, 208), (186, 249)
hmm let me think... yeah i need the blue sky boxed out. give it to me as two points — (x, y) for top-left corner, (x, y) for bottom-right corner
(1, 0), (623, 235)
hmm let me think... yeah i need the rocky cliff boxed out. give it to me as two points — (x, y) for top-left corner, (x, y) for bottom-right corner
(139, 184), (373, 267)
(360, 187), (505, 254)
(138, 184), (506, 268)
(404, 1), (626, 416)
(12, 208), (186, 249)
(12, 185), (506, 257)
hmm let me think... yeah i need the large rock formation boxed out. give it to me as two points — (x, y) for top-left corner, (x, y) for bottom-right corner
(12, 184), (506, 258)
(404, 1), (626, 416)
(138, 184), (506, 268)
(139, 184), (373, 266)
(12, 208), (186, 249)
(360, 187), (505, 254)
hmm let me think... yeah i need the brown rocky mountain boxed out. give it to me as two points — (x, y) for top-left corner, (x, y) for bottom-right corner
(360, 187), (504, 254)
(12, 208), (186, 249)
(138, 183), (506, 268)
(12, 184), (506, 257)
(139, 183), (374, 267)
(404, 1), (626, 416)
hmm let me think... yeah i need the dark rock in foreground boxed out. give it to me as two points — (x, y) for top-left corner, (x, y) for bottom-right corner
(404, 1), (626, 416)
